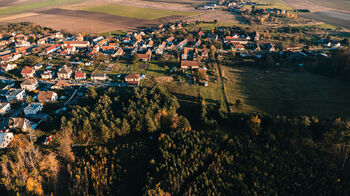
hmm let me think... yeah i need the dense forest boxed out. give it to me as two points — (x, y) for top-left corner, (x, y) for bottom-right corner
(1, 85), (349, 195)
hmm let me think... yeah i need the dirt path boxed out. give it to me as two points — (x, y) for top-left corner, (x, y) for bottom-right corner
(216, 62), (231, 113)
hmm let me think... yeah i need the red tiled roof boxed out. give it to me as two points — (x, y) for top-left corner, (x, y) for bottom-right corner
(125, 74), (140, 79)
(181, 60), (199, 68)
(38, 91), (55, 101)
(21, 66), (34, 74)
(74, 72), (86, 78)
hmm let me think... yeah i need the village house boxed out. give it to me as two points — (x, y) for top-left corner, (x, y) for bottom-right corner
(1, 63), (17, 72)
(136, 49), (152, 62)
(112, 47), (124, 57)
(20, 79), (38, 91)
(51, 80), (73, 90)
(0, 132), (14, 149)
(6, 89), (26, 102)
(46, 44), (60, 54)
(177, 39), (188, 50)
(24, 102), (43, 116)
(8, 117), (32, 131)
(38, 91), (58, 102)
(74, 72), (86, 80)
(63, 41), (90, 48)
(57, 67), (73, 79)
(181, 60), (199, 69)
(207, 34), (218, 41)
(0, 102), (11, 115)
(41, 70), (53, 79)
(21, 66), (35, 78)
(125, 74), (141, 86)
(91, 73), (108, 81)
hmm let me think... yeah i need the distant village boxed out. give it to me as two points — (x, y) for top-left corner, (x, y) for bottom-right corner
(0, 0), (346, 148)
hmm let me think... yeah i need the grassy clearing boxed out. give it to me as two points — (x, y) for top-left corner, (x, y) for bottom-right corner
(82, 4), (195, 20)
(251, 0), (292, 10)
(0, 0), (83, 15)
(221, 65), (350, 117)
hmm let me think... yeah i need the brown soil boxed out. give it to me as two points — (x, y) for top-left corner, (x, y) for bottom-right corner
(155, 76), (173, 82)
(0, 8), (184, 32)
(282, 0), (350, 29)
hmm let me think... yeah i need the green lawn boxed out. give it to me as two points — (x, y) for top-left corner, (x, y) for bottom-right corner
(251, 0), (292, 10)
(0, 0), (83, 15)
(221, 66), (350, 117)
(82, 4), (195, 20)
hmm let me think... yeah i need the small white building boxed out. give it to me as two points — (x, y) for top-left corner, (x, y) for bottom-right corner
(0, 132), (14, 149)
(6, 89), (26, 102)
(0, 102), (11, 115)
(24, 102), (43, 116)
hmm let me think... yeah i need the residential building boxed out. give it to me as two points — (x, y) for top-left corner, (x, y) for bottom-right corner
(57, 67), (73, 79)
(21, 66), (35, 78)
(37, 91), (58, 102)
(6, 89), (26, 102)
(8, 117), (31, 131)
(63, 41), (90, 48)
(41, 70), (53, 79)
(0, 102), (10, 115)
(125, 74), (141, 85)
(136, 49), (152, 62)
(74, 72), (86, 80)
(51, 80), (73, 90)
(1, 63), (17, 71)
(0, 132), (14, 149)
(20, 79), (38, 91)
(180, 60), (199, 69)
(24, 102), (43, 115)
(91, 73), (108, 81)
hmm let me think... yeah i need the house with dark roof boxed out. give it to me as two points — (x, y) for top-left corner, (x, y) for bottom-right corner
(20, 79), (38, 91)
(91, 73), (108, 81)
(8, 117), (32, 131)
(57, 67), (73, 79)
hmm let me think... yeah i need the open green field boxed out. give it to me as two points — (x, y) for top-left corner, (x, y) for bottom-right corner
(252, 0), (292, 10)
(82, 4), (195, 20)
(0, 0), (83, 15)
(221, 66), (350, 117)
(309, 0), (350, 12)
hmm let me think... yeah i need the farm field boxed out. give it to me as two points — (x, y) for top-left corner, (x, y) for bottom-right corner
(0, 0), (83, 15)
(0, 0), (204, 32)
(252, 0), (292, 10)
(221, 66), (350, 117)
(82, 4), (195, 20)
(309, 0), (350, 12)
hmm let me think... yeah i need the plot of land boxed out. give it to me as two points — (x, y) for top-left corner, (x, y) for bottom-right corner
(252, 0), (292, 10)
(309, 0), (350, 12)
(82, 4), (195, 20)
(0, 0), (83, 15)
(0, 0), (203, 32)
(221, 66), (350, 117)
(282, 0), (350, 29)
